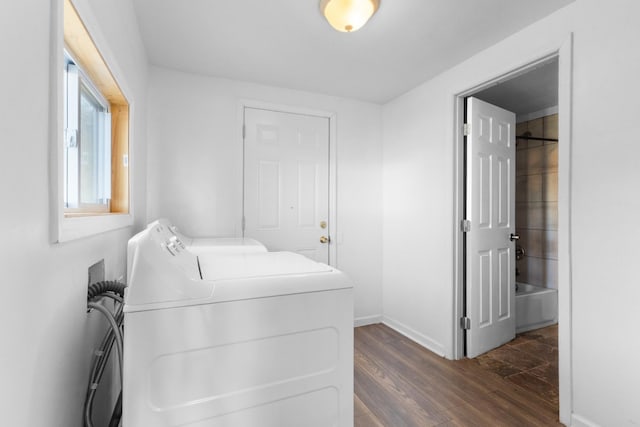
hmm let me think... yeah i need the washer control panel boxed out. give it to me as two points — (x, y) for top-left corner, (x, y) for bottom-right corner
(151, 223), (187, 257)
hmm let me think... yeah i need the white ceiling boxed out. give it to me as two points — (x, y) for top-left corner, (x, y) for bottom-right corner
(132, 0), (573, 104)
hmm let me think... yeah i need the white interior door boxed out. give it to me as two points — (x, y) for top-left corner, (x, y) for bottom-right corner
(465, 97), (516, 358)
(243, 107), (330, 263)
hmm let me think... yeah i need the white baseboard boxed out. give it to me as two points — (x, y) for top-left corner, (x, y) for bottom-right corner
(382, 315), (446, 357)
(354, 314), (382, 327)
(571, 414), (601, 427)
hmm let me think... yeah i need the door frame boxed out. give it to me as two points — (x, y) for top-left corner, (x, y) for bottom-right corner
(238, 99), (338, 267)
(452, 36), (573, 424)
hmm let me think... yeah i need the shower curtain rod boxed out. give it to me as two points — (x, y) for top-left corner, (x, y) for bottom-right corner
(517, 135), (558, 142)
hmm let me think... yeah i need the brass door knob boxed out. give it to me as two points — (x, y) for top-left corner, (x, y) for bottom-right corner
(320, 236), (330, 244)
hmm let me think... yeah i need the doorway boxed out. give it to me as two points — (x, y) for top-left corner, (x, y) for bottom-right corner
(453, 43), (573, 424)
(241, 104), (337, 265)
(464, 58), (559, 357)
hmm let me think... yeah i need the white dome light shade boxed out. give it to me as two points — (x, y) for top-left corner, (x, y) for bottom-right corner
(320, 0), (380, 32)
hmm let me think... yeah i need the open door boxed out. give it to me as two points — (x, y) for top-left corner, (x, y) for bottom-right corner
(465, 97), (516, 358)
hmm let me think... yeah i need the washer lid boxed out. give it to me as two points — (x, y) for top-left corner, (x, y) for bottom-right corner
(198, 251), (332, 281)
(187, 237), (267, 255)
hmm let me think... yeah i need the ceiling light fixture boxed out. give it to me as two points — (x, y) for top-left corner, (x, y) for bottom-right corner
(320, 0), (380, 33)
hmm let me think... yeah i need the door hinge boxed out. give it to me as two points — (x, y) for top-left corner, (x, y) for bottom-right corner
(461, 219), (471, 232)
(463, 123), (469, 136)
(460, 317), (471, 330)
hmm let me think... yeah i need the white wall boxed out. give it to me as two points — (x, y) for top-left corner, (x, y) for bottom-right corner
(146, 67), (383, 324)
(382, 0), (640, 425)
(0, 0), (147, 425)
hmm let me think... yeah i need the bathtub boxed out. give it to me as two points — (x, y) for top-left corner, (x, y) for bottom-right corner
(516, 283), (558, 333)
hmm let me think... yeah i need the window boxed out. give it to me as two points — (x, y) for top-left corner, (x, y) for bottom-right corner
(53, 0), (132, 242)
(64, 53), (112, 213)
(62, 0), (129, 218)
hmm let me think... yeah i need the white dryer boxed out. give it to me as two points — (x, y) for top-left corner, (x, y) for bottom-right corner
(123, 222), (354, 427)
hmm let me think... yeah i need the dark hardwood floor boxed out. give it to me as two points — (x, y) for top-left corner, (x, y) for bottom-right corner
(475, 325), (559, 407)
(354, 324), (561, 427)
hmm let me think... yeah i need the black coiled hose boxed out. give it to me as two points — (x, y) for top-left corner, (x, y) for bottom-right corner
(85, 280), (127, 427)
(87, 280), (126, 300)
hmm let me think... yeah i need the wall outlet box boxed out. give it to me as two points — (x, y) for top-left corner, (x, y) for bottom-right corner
(88, 259), (105, 285)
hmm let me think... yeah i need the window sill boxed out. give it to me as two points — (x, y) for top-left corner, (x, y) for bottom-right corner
(64, 211), (112, 218)
(56, 213), (133, 243)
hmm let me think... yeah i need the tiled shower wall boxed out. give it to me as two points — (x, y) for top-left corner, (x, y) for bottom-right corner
(515, 114), (558, 289)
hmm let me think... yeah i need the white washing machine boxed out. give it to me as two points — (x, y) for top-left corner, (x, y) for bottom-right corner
(124, 222), (354, 427)
(147, 218), (268, 256)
